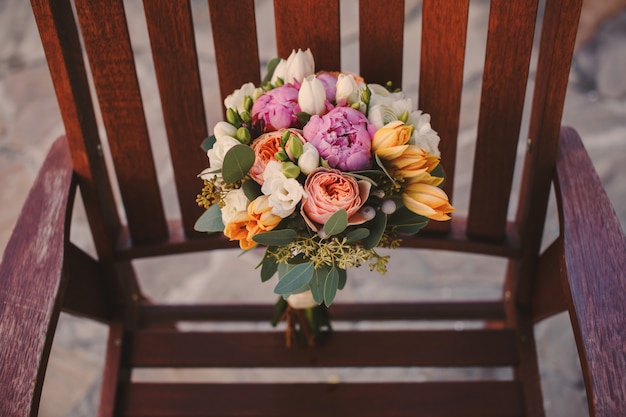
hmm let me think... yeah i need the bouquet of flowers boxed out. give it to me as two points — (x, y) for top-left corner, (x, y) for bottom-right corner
(196, 49), (454, 346)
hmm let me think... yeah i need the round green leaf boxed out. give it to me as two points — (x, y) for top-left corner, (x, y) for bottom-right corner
(361, 210), (387, 249)
(194, 204), (224, 233)
(345, 228), (370, 243)
(274, 263), (315, 296)
(252, 229), (297, 246)
(222, 144), (255, 183)
(323, 209), (348, 237)
(324, 266), (340, 306)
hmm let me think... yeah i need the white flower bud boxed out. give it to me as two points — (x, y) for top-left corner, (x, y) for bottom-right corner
(336, 73), (359, 104)
(298, 75), (327, 115)
(213, 121), (237, 140)
(297, 143), (320, 175)
(359, 206), (376, 221)
(287, 290), (318, 309)
(284, 48), (315, 84)
(381, 199), (397, 214)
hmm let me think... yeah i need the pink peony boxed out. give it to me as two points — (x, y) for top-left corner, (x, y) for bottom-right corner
(303, 107), (374, 171)
(251, 84), (300, 133)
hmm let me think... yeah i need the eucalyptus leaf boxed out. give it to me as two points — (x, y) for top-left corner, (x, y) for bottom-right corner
(337, 267), (347, 290)
(201, 135), (216, 152)
(222, 144), (255, 183)
(262, 57), (282, 85)
(324, 266), (339, 306)
(345, 227), (370, 243)
(193, 204), (224, 233)
(253, 229), (297, 246)
(388, 207), (429, 226)
(310, 266), (330, 304)
(323, 209), (348, 237)
(395, 223), (429, 235)
(274, 263), (315, 296)
(374, 153), (397, 186)
(361, 210), (387, 249)
(260, 256), (278, 282)
(242, 179), (262, 201)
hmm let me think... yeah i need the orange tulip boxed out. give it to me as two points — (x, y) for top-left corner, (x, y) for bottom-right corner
(224, 196), (282, 250)
(402, 179), (455, 221)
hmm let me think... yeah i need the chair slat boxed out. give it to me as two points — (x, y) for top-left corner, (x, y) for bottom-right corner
(419, 0), (470, 234)
(30, 0), (121, 258)
(359, 0), (405, 87)
(143, 0), (209, 237)
(121, 381), (525, 417)
(75, 0), (168, 244)
(274, 0), (340, 72)
(127, 329), (518, 368)
(467, 0), (539, 240)
(208, 0), (260, 106)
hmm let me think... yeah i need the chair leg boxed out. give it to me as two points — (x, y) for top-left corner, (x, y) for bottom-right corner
(98, 323), (128, 417)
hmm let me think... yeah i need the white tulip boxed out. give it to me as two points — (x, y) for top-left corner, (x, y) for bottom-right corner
(298, 75), (327, 115)
(270, 58), (288, 85)
(297, 143), (320, 175)
(213, 121), (238, 140)
(336, 73), (360, 104)
(284, 48), (315, 84)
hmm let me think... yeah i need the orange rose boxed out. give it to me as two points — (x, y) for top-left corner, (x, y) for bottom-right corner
(250, 129), (306, 184)
(224, 195), (282, 249)
(302, 168), (371, 227)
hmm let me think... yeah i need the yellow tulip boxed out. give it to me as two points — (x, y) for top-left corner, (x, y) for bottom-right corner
(372, 120), (413, 160)
(402, 179), (455, 221)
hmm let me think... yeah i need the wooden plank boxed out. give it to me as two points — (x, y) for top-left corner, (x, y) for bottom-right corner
(74, 0), (168, 244)
(208, 0), (260, 106)
(419, 0), (469, 234)
(531, 237), (566, 323)
(138, 301), (506, 327)
(30, 0), (121, 259)
(274, 0), (340, 72)
(98, 324), (127, 417)
(120, 381), (525, 417)
(359, 0), (404, 87)
(509, 0), (583, 304)
(555, 127), (626, 417)
(0, 138), (74, 417)
(143, 0), (209, 237)
(127, 329), (518, 368)
(467, 0), (539, 240)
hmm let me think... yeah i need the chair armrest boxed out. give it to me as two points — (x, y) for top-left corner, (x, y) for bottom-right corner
(554, 126), (626, 417)
(0, 137), (76, 416)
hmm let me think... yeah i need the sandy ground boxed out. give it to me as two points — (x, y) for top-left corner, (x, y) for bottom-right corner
(1, 1), (624, 416)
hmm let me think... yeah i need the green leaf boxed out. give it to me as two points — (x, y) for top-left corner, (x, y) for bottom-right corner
(388, 206), (429, 227)
(222, 144), (255, 183)
(201, 135), (216, 152)
(430, 163), (446, 185)
(337, 267), (347, 290)
(295, 112), (312, 126)
(252, 229), (297, 246)
(395, 223), (428, 235)
(193, 204), (224, 232)
(361, 210), (387, 249)
(324, 266), (339, 306)
(262, 57), (282, 85)
(274, 263), (315, 296)
(345, 227), (370, 243)
(309, 266), (330, 304)
(242, 179), (262, 201)
(260, 256), (278, 282)
(323, 209), (348, 237)
(374, 153), (398, 187)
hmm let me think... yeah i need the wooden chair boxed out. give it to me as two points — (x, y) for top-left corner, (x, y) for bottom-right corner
(1, 0), (624, 416)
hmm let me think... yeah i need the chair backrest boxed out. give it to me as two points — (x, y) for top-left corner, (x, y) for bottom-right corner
(31, 0), (581, 286)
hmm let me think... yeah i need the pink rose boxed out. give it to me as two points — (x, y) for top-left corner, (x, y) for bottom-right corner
(302, 168), (371, 227)
(303, 107), (374, 171)
(251, 84), (300, 133)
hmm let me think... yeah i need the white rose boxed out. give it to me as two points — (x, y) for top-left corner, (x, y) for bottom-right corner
(224, 82), (256, 113)
(284, 48), (315, 84)
(261, 161), (305, 218)
(298, 75), (326, 115)
(207, 136), (240, 172)
(409, 112), (441, 156)
(287, 290), (318, 309)
(221, 188), (250, 225)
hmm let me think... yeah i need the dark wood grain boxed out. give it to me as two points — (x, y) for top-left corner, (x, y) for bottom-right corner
(274, 0), (340, 72)
(74, 0), (168, 244)
(0, 138), (74, 416)
(30, 0), (121, 259)
(143, 0), (209, 237)
(467, 0), (539, 240)
(208, 0), (260, 107)
(555, 127), (626, 417)
(120, 381), (525, 417)
(419, 0), (469, 234)
(359, 0), (405, 87)
(127, 329), (517, 368)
